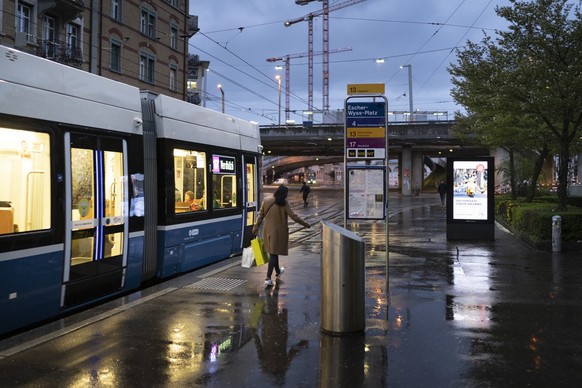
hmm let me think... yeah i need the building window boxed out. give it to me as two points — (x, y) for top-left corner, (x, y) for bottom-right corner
(140, 8), (156, 38)
(16, 2), (33, 42)
(65, 23), (82, 64)
(170, 24), (178, 49)
(111, 0), (122, 21)
(41, 15), (57, 58)
(139, 52), (155, 83)
(66, 24), (79, 50)
(169, 64), (177, 91)
(110, 39), (122, 72)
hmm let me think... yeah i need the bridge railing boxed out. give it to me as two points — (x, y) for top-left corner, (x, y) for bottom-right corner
(261, 120), (456, 140)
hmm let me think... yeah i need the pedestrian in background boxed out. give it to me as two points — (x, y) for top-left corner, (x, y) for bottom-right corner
(252, 185), (311, 286)
(438, 180), (447, 205)
(300, 181), (311, 207)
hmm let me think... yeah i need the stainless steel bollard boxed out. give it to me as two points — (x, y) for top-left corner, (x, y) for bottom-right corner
(320, 221), (366, 335)
(552, 215), (561, 253)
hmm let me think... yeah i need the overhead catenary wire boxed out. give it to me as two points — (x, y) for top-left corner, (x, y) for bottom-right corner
(5, 1), (504, 122)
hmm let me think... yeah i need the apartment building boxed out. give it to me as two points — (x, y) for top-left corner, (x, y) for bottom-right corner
(0, 0), (199, 101)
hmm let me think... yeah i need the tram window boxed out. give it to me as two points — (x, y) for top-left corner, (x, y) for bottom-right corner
(173, 148), (207, 213)
(0, 127), (51, 235)
(212, 174), (236, 209)
(71, 148), (95, 222)
(246, 162), (256, 226)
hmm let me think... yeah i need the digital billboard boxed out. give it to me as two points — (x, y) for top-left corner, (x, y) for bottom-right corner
(446, 156), (495, 240)
(452, 160), (489, 220)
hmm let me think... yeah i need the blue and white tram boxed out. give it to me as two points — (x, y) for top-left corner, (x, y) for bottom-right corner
(0, 45), (262, 336)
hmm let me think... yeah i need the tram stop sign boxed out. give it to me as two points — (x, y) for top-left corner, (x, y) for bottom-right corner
(346, 101), (386, 160)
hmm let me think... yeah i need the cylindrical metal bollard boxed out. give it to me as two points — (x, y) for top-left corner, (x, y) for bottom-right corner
(552, 215), (561, 253)
(320, 221), (366, 335)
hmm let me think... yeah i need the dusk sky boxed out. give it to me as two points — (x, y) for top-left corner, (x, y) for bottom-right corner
(188, 0), (513, 125)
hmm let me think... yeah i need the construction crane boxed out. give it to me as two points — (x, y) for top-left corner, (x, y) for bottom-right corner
(284, 0), (366, 114)
(266, 47), (352, 121)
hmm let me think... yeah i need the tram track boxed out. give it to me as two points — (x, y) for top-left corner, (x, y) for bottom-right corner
(289, 196), (440, 251)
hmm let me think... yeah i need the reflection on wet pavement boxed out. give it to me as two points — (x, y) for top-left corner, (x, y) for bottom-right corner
(1, 189), (581, 386)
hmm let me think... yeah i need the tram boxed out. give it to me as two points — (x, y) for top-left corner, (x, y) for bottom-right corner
(0, 45), (262, 336)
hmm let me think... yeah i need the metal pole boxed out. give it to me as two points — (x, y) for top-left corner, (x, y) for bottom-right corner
(401, 64), (413, 121)
(276, 75), (282, 126)
(218, 84), (225, 113)
(202, 68), (208, 107)
(407, 65), (413, 121)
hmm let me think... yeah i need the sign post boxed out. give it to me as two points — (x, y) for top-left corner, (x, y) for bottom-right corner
(344, 84), (389, 287)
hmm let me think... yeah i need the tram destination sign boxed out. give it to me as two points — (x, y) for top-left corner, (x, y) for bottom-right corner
(346, 102), (386, 160)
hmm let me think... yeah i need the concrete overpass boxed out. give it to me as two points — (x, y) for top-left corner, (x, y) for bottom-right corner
(259, 120), (487, 156)
(259, 120), (489, 194)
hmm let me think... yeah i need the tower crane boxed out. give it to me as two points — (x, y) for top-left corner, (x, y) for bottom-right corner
(284, 0), (366, 114)
(266, 47), (352, 121)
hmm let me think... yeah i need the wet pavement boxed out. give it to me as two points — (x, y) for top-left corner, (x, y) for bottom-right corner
(1, 188), (581, 387)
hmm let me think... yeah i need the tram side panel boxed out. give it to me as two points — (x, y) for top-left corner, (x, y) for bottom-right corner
(147, 93), (252, 278)
(0, 45), (146, 336)
(125, 133), (147, 290)
(154, 131), (244, 278)
(0, 118), (65, 335)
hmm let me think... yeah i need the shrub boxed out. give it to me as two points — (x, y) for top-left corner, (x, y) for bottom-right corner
(495, 197), (582, 251)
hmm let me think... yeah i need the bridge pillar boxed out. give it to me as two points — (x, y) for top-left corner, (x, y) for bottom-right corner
(412, 151), (423, 194)
(401, 146), (412, 195)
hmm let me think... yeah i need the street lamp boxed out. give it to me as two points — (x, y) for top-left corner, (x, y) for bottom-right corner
(217, 84), (225, 113)
(400, 64), (413, 122)
(275, 75), (282, 126)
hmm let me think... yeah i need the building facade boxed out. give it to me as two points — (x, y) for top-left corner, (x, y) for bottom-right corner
(0, 0), (198, 100)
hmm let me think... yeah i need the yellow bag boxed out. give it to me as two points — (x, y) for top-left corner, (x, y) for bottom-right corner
(250, 237), (269, 266)
(248, 301), (265, 329)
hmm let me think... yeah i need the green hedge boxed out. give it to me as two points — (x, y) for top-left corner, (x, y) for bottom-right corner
(496, 197), (582, 250)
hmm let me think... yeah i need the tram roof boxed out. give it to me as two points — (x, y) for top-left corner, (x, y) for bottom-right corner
(147, 93), (261, 154)
(0, 45), (143, 135)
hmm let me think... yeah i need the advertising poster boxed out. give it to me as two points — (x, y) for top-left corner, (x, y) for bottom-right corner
(452, 160), (489, 220)
(347, 167), (385, 220)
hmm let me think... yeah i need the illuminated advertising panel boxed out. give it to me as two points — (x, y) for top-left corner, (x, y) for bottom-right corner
(446, 156), (495, 241)
(452, 160), (489, 220)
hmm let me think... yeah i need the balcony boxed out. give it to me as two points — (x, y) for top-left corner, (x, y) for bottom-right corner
(38, 0), (84, 24)
(36, 40), (83, 67)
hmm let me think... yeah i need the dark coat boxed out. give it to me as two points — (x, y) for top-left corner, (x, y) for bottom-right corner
(252, 196), (310, 255)
(438, 182), (446, 195)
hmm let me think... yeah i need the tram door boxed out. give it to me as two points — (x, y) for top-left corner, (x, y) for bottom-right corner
(62, 133), (128, 307)
(243, 155), (258, 247)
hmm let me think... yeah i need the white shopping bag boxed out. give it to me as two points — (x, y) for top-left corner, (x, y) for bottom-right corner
(241, 246), (254, 268)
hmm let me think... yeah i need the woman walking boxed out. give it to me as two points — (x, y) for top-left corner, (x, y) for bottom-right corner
(252, 185), (311, 286)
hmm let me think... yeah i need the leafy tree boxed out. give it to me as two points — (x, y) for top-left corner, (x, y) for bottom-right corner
(450, 0), (582, 210)
(454, 111), (553, 201)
